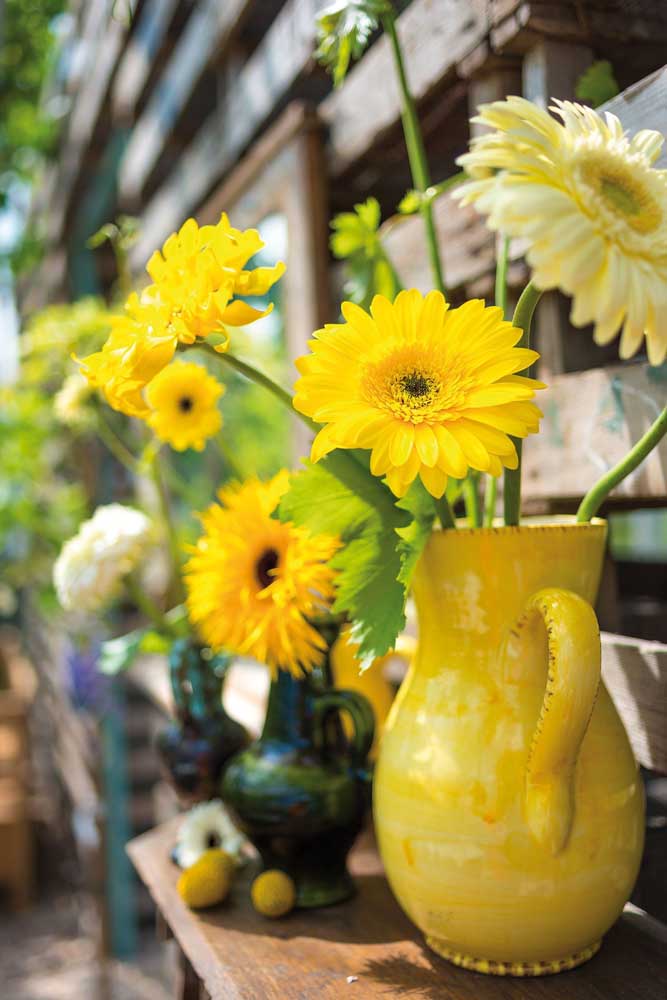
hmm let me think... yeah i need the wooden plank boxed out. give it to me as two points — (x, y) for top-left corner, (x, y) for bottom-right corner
(48, 1), (137, 244)
(601, 632), (667, 774)
(601, 66), (667, 169)
(130, 0), (329, 269)
(119, 0), (254, 200)
(129, 816), (667, 1000)
(320, 0), (491, 177)
(522, 362), (667, 503)
(111, 0), (180, 118)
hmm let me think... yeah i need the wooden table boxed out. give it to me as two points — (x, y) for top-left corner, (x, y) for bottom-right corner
(128, 817), (667, 1000)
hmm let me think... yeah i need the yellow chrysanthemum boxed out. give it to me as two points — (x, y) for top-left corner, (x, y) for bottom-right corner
(455, 97), (667, 364)
(76, 213), (285, 415)
(76, 294), (177, 417)
(184, 471), (339, 678)
(294, 289), (544, 499)
(146, 213), (285, 347)
(145, 361), (223, 451)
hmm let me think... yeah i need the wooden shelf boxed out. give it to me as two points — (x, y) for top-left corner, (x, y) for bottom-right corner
(129, 816), (667, 999)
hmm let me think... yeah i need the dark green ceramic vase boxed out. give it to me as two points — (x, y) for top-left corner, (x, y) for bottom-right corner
(221, 634), (375, 908)
(156, 638), (250, 805)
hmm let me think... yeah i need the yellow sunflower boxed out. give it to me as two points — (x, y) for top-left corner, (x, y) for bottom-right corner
(455, 97), (667, 364)
(184, 471), (340, 678)
(293, 289), (544, 499)
(76, 294), (176, 417)
(146, 213), (285, 347)
(145, 361), (223, 451)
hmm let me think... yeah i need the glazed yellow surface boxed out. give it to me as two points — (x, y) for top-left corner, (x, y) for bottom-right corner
(374, 520), (644, 971)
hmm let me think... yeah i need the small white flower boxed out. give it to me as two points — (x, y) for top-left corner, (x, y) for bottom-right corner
(174, 799), (245, 869)
(53, 504), (153, 612)
(54, 373), (94, 427)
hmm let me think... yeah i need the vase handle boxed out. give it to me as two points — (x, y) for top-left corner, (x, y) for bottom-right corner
(314, 689), (375, 768)
(519, 588), (601, 856)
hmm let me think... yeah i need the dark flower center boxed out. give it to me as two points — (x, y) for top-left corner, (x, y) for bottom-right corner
(206, 831), (221, 849)
(255, 547), (280, 588)
(399, 371), (432, 398)
(179, 396), (194, 413)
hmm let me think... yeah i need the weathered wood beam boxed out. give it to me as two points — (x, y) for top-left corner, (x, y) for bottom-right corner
(522, 362), (667, 503)
(603, 65), (667, 169)
(118, 0), (254, 202)
(48, 1), (137, 244)
(130, 0), (329, 268)
(111, 0), (181, 119)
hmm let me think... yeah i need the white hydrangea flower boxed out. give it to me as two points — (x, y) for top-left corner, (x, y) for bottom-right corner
(53, 504), (153, 612)
(54, 373), (94, 427)
(175, 799), (246, 869)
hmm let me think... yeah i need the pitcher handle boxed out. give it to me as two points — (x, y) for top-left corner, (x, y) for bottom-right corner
(314, 689), (375, 768)
(520, 588), (601, 855)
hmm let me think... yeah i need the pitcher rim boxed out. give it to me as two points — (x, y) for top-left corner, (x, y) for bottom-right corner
(433, 515), (606, 536)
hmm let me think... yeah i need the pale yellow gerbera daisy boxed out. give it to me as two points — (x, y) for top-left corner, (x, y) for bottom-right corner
(145, 361), (223, 451)
(293, 289), (543, 499)
(184, 472), (339, 678)
(455, 96), (667, 364)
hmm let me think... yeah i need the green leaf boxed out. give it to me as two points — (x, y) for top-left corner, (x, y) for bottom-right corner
(575, 61), (619, 108)
(316, 1), (390, 87)
(279, 454), (430, 664)
(330, 197), (381, 260)
(396, 479), (435, 588)
(99, 629), (147, 675)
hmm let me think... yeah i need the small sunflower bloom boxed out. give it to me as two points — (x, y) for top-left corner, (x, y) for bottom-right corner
(145, 361), (223, 451)
(293, 289), (543, 499)
(454, 96), (667, 365)
(145, 213), (285, 348)
(184, 471), (339, 678)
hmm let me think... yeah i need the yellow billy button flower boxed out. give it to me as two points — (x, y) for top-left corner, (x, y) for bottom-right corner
(146, 213), (285, 348)
(455, 97), (667, 365)
(293, 289), (544, 499)
(145, 361), (223, 452)
(184, 471), (340, 678)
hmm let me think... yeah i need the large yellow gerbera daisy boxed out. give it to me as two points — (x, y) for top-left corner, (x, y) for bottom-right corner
(145, 361), (223, 451)
(184, 471), (340, 678)
(293, 289), (543, 499)
(146, 213), (285, 346)
(455, 97), (667, 364)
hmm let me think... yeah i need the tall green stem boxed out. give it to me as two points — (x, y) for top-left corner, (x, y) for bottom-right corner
(383, 12), (446, 297)
(216, 431), (246, 481)
(96, 410), (140, 475)
(149, 448), (186, 604)
(125, 574), (172, 632)
(503, 281), (543, 526)
(577, 404), (667, 521)
(434, 496), (456, 530)
(464, 476), (482, 528)
(484, 478), (497, 527)
(484, 235), (509, 526)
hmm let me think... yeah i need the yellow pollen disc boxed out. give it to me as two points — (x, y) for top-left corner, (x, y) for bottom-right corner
(362, 348), (471, 424)
(580, 155), (662, 234)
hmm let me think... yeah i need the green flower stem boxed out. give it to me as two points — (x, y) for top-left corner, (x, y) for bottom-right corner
(503, 281), (543, 526)
(464, 476), (482, 528)
(485, 235), (509, 525)
(577, 403), (667, 522)
(96, 410), (140, 475)
(125, 574), (172, 633)
(434, 496), (456, 530)
(216, 430), (246, 481)
(484, 477), (497, 527)
(149, 448), (186, 605)
(383, 11), (446, 297)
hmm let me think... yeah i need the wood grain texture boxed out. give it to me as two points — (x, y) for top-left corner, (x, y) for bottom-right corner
(600, 632), (667, 774)
(129, 817), (667, 1000)
(602, 66), (667, 168)
(522, 362), (667, 502)
(111, 0), (180, 118)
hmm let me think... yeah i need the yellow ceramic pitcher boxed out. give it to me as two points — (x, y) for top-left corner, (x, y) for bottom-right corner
(374, 518), (644, 976)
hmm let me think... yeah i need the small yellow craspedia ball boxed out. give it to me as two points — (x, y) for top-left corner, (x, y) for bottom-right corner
(177, 849), (234, 909)
(251, 869), (296, 918)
